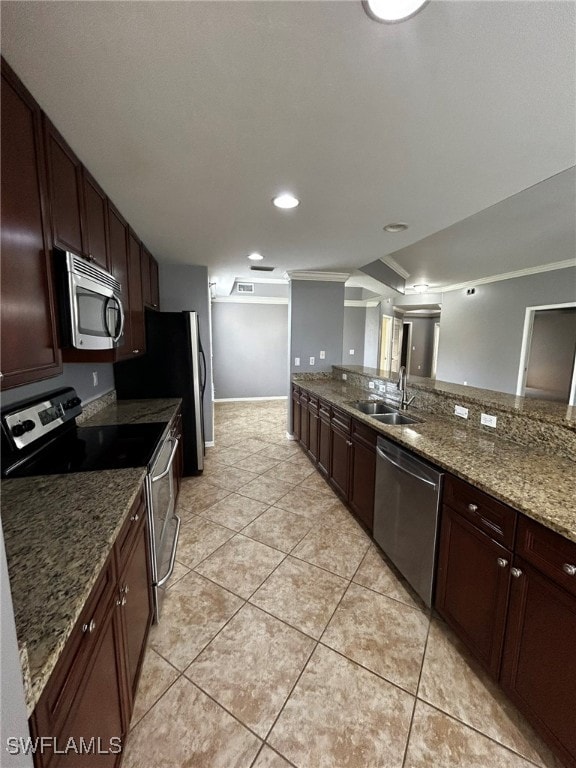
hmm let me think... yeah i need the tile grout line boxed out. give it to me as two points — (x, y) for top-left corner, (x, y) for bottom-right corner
(400, 615), (432, 768)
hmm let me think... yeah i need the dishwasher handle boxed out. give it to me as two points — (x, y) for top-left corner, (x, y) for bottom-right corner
(376, 445), (438, 488)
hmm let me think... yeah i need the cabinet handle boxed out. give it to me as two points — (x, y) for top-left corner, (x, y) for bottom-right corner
(122, 584), (129, 595)
(116, 595), (127, 607)
(510, 567), (523, 578)
(468, 503), (478, 512)
(497, 557), (508, 568)
(132, 349), (140, 354)
(82, 618), (96, 633)
(346, 440), (353, 447)
(562, 563), (576, 576)
(131, 513), (139, 522)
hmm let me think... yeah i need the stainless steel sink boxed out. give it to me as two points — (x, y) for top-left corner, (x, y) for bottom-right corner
(372, 412), (422, 426)
(349, 400), (398, 415)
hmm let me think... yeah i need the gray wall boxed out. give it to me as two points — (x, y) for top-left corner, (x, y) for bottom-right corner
(1, 363), (114, 409)
(212, 303), (288, 399)
(232, 281), (288, 298)
(406, 316), (437, 377)
(342, 306), (366, 365)
(526, 308), (576, 397)
(159, 263), (214, 443)
(436, 267), (576, 393)
(289, 280), (345, 374)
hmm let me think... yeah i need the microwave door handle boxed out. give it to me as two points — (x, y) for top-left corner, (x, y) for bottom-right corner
(105, 296), (125, 343)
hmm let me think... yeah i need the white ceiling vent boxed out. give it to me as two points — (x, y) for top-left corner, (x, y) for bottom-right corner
(237, 282), (255, 294)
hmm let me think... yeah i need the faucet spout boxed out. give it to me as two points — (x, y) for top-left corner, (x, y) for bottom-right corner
(397, 366), (413, 410)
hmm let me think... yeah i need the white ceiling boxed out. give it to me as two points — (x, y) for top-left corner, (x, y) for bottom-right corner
(2, 1), (575, 295)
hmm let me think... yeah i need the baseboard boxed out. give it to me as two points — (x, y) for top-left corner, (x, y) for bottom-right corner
(204, 440), (215, 448)
(214, 396), (289, 403)
(286, 431), (297, 441)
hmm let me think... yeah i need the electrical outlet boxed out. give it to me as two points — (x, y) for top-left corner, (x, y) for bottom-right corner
(309, 357), (315, 365)
(349, 349), (355, 355)
(92, 371), (98, 387)
(342, 373), (347, 381)
(454, 405), (469, 419)
(368, 381), (375, 389)
(378, 384), (386, 393)
(481, 413), (497, 428)
(294, 357), (300, 366)
(320, 350), (326, 359)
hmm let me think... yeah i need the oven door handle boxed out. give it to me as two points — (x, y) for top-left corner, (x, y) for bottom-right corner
(150, 437), (179, 483)
(156, 514), (181, 588)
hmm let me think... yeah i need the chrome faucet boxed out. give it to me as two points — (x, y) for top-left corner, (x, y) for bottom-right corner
(397, 366), (415, 410)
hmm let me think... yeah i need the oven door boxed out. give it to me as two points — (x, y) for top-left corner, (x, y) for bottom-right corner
(70, 272), (125, 350)
(147, 436), (181, 622)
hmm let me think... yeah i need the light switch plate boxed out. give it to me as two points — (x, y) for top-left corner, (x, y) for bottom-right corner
(320, 350), (326, 359)
(368, 381), (375, 389)
(349, 349), (354, 355)
(294, 357), (300, 366)
(454, 405), (469, 419)
(342, 373), (347, 380)
(309, 357), (315, 365)
(481, 413), (497, 428)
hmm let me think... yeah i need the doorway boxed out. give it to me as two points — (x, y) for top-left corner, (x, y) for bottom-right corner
(378, 316), (393, 375)
(431, 322), (440, 379)
(517, 304), (576, 404)
(400, 322), (412, 372)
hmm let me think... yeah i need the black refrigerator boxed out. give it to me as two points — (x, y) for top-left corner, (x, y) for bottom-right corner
(114, 310), (205, 474)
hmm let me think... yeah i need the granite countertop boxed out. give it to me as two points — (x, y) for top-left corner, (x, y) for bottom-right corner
(332, 365), (576, 426)
(1, 397), (182, 716)
(2, 469), (146, 715)
(294, 378), (576, 544)
(81, 397), (182, 427)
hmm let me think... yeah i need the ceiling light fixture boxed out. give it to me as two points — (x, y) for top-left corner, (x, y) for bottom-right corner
(248, 252), (264, 261)
(413, 283), (429, 293)
(273, 193), (300, 209)
(362, 0), (429, 23)
(383, 222), (408, 233)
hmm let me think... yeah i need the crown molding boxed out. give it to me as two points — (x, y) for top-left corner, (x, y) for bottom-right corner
(285, 270), (350, 282)
(212, 295), (288, 305)
(379, 256), (410, 280)
(440, 259), (576, 293)
(344, 299), (381, 308)
(234, 276), (288, 285)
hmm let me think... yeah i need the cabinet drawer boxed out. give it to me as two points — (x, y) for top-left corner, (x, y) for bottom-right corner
(115, 489), (147, 567)
(444, 474), (516, 548)
(352, 418), (377, 447)
(34, 555), (117, 738)
(331, 405), (351, 432)
(516, 516), (576, 597)
(319, 399), (331, 421)
(308, 395), (319, 414)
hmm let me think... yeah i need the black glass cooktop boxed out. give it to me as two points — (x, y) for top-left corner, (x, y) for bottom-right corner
(5, 422), (167, 478)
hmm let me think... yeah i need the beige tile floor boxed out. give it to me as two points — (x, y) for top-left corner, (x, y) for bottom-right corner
(122, 400), (564, 768)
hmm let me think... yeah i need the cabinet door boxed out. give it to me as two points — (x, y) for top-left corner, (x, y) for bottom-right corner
(51, 605), (126, 768)
(299, 394), (309, 449)
(435, 505), (512, 677)
(330, 422), (351, 500)
(127, 230), (145, 357)
(44, 118), (84, 255)
(291, 388), (301, 441)
(308, 409), (319, 462)
(118, 519), (152, 706)
(349, 429), (376, 532)
(107, 202), (131, 356)
(1, 61), (62, 388)
(501, 558), (576, 768)
(140, 245), (153, 308)
(318, 405), (331, 478)
(150, 256), (160, 310)
(82, 169), (109, 270)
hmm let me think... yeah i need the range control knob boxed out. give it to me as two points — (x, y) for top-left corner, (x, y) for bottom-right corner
(22, 420), (36, 432)
(71, 397), (81, 407)
(11, 424), (25, 437)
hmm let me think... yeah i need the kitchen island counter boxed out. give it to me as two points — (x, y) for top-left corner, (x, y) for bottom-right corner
(293, 377), (576, 544)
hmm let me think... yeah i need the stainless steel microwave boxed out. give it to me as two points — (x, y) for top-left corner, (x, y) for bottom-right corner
(59, 250), (125, 350)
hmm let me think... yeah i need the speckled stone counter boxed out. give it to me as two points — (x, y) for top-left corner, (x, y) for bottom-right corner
(293, 377), (576, 544)
(2, 469), (146, 715)
(81, 397), (182, 427)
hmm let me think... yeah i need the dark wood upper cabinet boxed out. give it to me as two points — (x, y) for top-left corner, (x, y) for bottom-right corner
(127, 229), (145, 356)
(82, 169), (109, 270)
(107, 201), (131, 358)
(0, 59), (62, 389)
(150, 255), (160, 309)
(44, 117), (84, 255)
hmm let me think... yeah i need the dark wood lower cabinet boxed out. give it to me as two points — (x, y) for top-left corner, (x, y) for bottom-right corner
(435, 504), (512, 677)
(501, 558), (576, 767)
(349, 422), (376, 533)
(317, 404), (331, 477)
(291, 386), (301, 442)
(31, 489), (153, 768)
(330, 418), (351, 499)
(299, 393), (310, 451)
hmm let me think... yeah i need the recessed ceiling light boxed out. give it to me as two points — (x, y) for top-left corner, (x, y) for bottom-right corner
(413, 283), (429, 293)
(248, 252), (263, 261)
(273, 193), (300, 209)
(383, 222), (408, 233)
(362, 0), (429, 23)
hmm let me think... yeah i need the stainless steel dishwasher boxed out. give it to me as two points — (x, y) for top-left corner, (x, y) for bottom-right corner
(373, 436), (444, 608)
